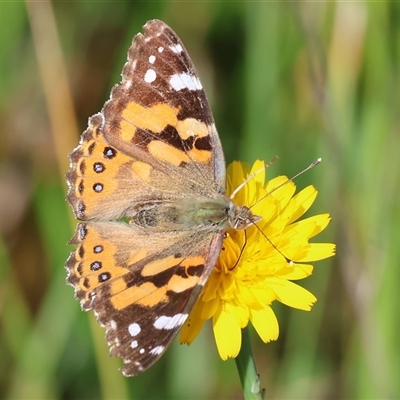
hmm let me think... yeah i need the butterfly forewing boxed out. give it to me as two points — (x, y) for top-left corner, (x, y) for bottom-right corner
(103, 20), (226, 195)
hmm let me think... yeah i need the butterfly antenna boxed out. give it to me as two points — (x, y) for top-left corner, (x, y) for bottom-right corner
(230, 156), (278, 200)
(248, 158), (322, 265)
(229, 230), (248, 270)
(250, 157), (322, 210)
(253, 223), (294, 266)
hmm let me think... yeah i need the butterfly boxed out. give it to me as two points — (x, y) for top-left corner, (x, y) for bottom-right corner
(66, 19), (260, 376)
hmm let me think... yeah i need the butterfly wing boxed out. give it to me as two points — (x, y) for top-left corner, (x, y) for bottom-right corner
(67, 221), (223, 376)
(67, 19), (225, 221)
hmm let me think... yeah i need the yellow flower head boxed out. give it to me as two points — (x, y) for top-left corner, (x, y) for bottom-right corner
(180, 160), (335, 360)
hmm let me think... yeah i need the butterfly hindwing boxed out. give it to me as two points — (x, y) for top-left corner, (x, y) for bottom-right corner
(67, 221), (223, 375)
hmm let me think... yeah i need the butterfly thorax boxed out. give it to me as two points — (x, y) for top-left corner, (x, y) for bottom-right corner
(130, 197), (260, 232)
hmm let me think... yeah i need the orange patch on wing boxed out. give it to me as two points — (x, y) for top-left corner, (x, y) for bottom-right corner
(71, 225), (130, 282)
(76, 261), (128, 290)
(142, 255), (184, 277)
(110, 277), (128, 295)
(128, 248), (149, 265)
(74, 246), (117, 275)
(176, 118), (209, 139)
(72, 140), (135, 211)
(187, 148), (211, 163)
(74, 224), (103, 246)
(120, 119), (137, 142)
(168, 275), (199, 293)
(84, 176), (118, 197)
(86, 225), (101, 240)
(180, 256), (205, 267)
(111, 282), (168, 310)
(75, 138), (132, 178)
(131, 161), (152, 182)
(122, 102), (179, 134)
(148, 141), (190, 166)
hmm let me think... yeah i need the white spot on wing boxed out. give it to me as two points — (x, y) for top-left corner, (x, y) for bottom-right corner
(139, 348), (145, 354)
(144, 69), (156, 83)
(131, 340), (138, 349)
(128, 323), (141, 336)
(109, 320), (117, 330)
(149, 55), (156, 64)
(169, 43), (183, 53)
(169, 73), (202, 91)
(154, 313), (188, 330)
(158, 46), (164, 53)
(149, 345), (164, 355)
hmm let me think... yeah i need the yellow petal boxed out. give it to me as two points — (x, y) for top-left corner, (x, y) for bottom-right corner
(249, 159), (266, 186)
(201, 297), (219, 319)
(288, 185), (318, 223)
(201, 272), (221, 302)
(236, 285), (260, 308)
(269, 179), (296, 211)
(246, 286), (276, 306)
(251, 306), (279, 343)
(232, 303), (250, 328)
(308, 214), (332, 238)
(297, 243), (336, 262)
(227, 161), (249, 201)
(213, 305), (242, 360)
(268, 279), (317, 310)
(180, 301), (205, 344)
(275, 264), (314, 280)
(285, 214), (331, 239)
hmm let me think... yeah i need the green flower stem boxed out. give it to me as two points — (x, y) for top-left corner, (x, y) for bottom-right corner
(235, 327), (264, 400)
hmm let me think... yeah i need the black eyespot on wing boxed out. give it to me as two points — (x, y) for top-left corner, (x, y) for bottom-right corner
(99, 272), (111, 282)
(93, 183), (104, 193)
(94, 245), (103, 254)
(91, 261), (102, 271)
(94, 162), (106, 173)
(103, 147), (117, 159)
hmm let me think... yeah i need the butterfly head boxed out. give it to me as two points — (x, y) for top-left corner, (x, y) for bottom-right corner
(228, 202), (262, 230)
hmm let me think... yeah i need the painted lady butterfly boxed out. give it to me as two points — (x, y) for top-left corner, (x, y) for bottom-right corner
(66, 19), (260, 376)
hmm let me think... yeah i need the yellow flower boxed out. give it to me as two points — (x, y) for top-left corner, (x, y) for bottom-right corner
(180, 160), (335, 360)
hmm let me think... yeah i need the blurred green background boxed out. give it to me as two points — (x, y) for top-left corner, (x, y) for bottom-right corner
(1, 1), (399, 399)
